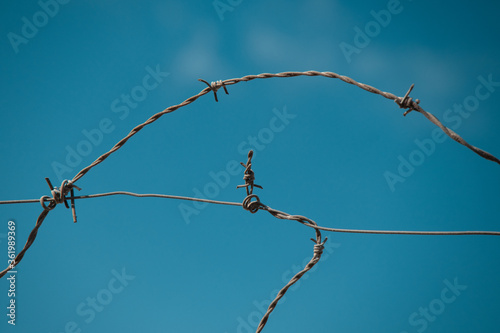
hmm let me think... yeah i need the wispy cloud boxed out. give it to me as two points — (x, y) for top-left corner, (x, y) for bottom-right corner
(355, 46), (463, 97)
(171, 21), (228, 83)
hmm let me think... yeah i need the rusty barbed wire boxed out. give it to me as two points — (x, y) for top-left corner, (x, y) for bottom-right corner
(234, 150), (500, 331)
(0, 177), (81, 279)
(0, 191), (242, 207)
(237, 151), (327, 333)
(70, 70), (500, 186)
(40, 178), (81, 222)
(256, 237), (327, 333)
(198, 79), (229, 102)
(0, 71), (500, 286)
(0, 209), (50, 279)
(2, 191), (500, 236)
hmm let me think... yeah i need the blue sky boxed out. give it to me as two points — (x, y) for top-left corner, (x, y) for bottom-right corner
(1, 0), (500, 332)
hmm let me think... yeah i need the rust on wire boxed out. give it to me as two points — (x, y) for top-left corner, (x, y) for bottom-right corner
(71, 70), (500, 185)
(40, 178), (80, 221)
(3, 192), (499, 236)
(395, 83), (420, 116)
(237, 150), (263, 196)
(236, 150), (328, 333)
(198, 78), (229, 102)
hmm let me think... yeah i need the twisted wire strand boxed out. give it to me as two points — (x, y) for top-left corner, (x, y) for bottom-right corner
(222, 71), (398, 100)
(70, 70), (499, 185)
(221, 71), (500, 164)
(0, 209), (50, 279)
(413, 104), (500, 163)
(71, 88), (212, 183)
(262, 206), (500, 236)
(256, 238), (326, 333)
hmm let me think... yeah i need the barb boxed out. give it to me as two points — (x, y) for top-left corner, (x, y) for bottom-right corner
(395, 83), (420, 116)
(237, 150), (263, 196)
(198, 78), (229, 102)
(40, 178), (81, 222)
(0, 188), (242, 279)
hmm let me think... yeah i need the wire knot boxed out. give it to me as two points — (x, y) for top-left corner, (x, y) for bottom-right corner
(198, 79), (229, 102)
(40, 178), (81, 222)
(311, 237), (328, 256)
(237, 150), (263, 196)
(395, 84), (420, 116)
(242, 194), (265, 214)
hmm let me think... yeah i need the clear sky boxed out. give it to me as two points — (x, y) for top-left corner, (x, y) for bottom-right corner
(1, 0), (500, 332)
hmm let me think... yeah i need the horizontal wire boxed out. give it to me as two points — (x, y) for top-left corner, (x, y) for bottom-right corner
(250, 206), (500, 236)
(307, 223), (500, 236)
(0, 191), (242, 207)
(2, 191), (500, 236)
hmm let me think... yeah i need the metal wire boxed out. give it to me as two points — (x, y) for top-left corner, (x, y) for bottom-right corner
(0, 192), (242, 207)
(244, 197), (500, 333)
(237, 151), (326, 333)
(0, 209), (49, 279)
(70, 89), (212, 183)
(70, 70), (500, 185)
(2, 70), (500, 332)
(256, 238), (327, 333)
(2, 191), (499, 236)
(261, 206), (500, 236)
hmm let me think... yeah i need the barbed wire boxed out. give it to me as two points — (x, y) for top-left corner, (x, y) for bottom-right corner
(1, 70), (500, 331)
(234, 150), (499, 331)
(236, 150), (263, 196)
(70, 71), (499, 186)
(1, 189), (499, 236)
(0, 191), (241, 207)
(237, 150), (327, 333)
